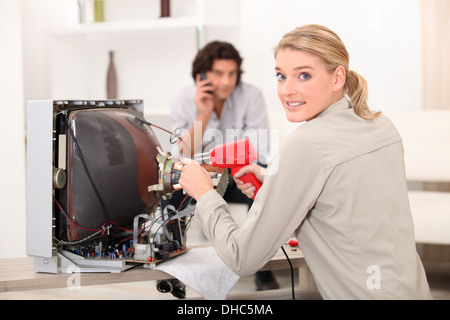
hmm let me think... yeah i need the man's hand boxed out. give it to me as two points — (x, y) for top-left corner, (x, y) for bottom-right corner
(233, 164), (265, 199)
(179, 159), (214, 201)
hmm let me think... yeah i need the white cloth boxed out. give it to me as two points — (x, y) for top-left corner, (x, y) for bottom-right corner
(154, 246), (240, 300)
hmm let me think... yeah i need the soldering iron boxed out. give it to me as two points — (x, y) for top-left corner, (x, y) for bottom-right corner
(193, 138), (262, 199)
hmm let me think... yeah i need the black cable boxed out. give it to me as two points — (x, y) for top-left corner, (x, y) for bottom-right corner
(62, 114), (153, 238)
(152, 216), (179, 246)
(60, 110), (112, 228)
(281, 245), (295, 300)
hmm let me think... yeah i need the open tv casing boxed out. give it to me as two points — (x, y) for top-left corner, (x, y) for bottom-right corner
(26, 100), (159, 273)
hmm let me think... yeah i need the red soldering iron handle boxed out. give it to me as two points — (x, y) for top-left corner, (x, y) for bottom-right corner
(230, 166), (262, 199)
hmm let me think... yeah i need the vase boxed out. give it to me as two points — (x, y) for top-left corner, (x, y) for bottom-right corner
(94, 0), (104, 22)
(161, 0), (170, 18)
(106, 51), (117, 99)
(78, 0), (86, 23)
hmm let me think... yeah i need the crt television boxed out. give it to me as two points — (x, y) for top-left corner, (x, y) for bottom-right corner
(26, 100), (187, 273)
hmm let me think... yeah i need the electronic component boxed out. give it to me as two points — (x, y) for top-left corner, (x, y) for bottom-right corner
(26, 100), (197, 273)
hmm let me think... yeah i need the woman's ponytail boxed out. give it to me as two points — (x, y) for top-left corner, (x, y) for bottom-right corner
(345, 70), (381, 120)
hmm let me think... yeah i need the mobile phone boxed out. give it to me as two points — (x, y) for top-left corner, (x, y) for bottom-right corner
(200, 71), (213, 95)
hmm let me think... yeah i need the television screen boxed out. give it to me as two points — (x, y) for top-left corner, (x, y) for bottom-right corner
(54, 104), (162, 243)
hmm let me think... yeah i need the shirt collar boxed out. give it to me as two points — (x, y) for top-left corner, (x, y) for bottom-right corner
(316, 97), (351, 119)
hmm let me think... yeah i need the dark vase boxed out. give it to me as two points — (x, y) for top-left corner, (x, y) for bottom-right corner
(161, 0), (170, 17)
(106, 51), (117, 99)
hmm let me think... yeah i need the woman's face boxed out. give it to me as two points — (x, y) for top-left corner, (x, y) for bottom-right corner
(275, 48), (345, 122)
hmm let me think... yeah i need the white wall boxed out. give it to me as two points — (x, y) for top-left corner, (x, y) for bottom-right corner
(24, 0), (422, 136)
(20, 0), (199, 104)
(233, 0), (422, 140)
(1, 0), (422, 259)
(21, 0), (77, 101)
(0, 0), (26, 258)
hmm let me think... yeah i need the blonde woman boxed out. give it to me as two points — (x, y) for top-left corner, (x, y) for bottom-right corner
(179, 25), (432, 299)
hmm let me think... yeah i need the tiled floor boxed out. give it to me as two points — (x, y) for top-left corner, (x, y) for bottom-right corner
(1, 205), (449, 300)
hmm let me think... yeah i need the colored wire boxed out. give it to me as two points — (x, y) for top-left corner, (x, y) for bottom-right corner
(178, 194), (192, 211)
(54, 196), (102, 232)
(54, 196), (134, 244)
(147, 122), (174, 136)
(106, 221), (133, 233)
(138, 118), (191, 155)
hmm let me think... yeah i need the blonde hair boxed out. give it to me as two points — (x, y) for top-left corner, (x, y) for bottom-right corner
(274, 24), (381, 120)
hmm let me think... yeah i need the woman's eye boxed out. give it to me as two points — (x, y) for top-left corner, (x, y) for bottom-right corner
(276, 73), (286, 81)
(299, 73), (311, 80)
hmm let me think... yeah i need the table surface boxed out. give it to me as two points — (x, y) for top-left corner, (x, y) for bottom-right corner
(0, 245), (305, 293)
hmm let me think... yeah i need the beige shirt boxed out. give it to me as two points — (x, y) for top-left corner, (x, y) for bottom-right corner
(195, 97), (432, 299)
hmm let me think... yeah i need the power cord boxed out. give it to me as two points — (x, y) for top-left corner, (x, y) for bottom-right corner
(281, 246), (295, 300)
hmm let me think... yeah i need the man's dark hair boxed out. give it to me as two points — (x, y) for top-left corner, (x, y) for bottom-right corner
(191, 41), (244, 85)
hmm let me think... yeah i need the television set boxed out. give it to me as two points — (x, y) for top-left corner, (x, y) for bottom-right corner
(26, 100), (190, 273)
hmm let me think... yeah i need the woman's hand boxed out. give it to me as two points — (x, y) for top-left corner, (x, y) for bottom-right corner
(179, 159), (214, 201)
(233, 163), (265, 199)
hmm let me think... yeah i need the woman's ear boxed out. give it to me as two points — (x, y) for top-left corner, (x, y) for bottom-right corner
(333, 66), (346, 92)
